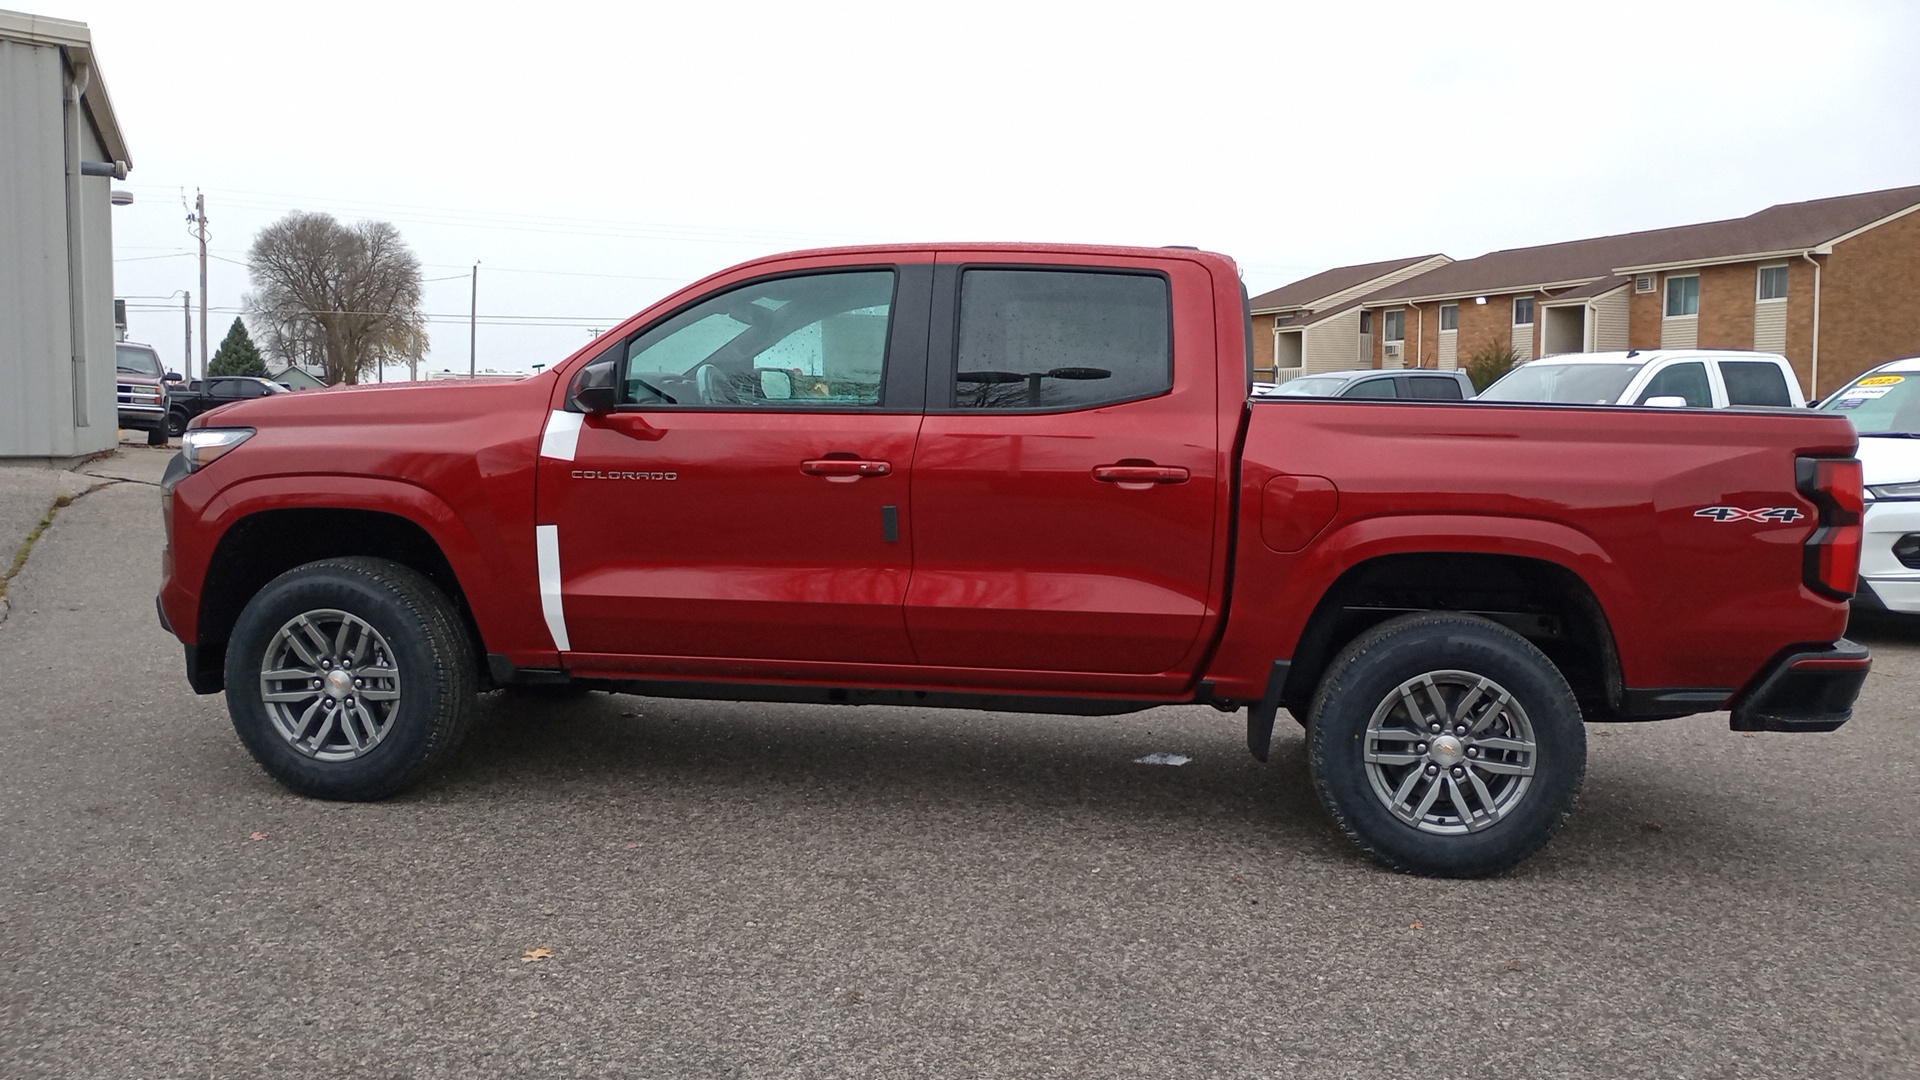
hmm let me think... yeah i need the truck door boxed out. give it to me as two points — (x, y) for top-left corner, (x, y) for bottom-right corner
(535, 263), (931, 667)
(905, 254), (1222, 678)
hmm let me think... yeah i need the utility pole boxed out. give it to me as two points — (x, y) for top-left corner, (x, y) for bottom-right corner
(183, 292), (191, 379)
(469, 262), (479, 378)
(187, 190), (209, 381)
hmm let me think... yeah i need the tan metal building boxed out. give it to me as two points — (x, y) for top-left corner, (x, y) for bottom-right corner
(0, 10), (131, 466)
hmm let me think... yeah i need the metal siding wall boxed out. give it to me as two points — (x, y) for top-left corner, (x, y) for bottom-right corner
(77, 117), (115, 451)
(1661, 316), (1699, 349)
(1593, 288), (1630, 351)
(1754, 300), (1787, 353)
(1510, 317), (1535, 360)
(1303, 309), (1363, 373)
(0, 40), (70, 458)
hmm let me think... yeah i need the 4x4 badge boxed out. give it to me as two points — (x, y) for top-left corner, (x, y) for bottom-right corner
(1695, 506), (1803, 523)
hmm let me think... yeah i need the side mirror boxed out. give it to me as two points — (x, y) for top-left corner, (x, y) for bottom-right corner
(568, 357), (618, 415)
(164, 371), (183, 382)
(760, 369), (793, 400)
(1644, 395), (1689, 408)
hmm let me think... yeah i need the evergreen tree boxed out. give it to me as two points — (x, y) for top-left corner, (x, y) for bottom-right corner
(208, 317), (269, 378)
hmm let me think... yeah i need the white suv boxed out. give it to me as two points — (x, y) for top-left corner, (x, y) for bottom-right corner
(1479, 350), (1807, 409)
(1817, 356), (1920, 615)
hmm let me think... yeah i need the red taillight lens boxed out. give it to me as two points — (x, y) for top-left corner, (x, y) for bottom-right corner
(1797, 456), (1863, 600)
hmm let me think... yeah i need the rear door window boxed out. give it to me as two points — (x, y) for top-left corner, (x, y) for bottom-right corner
(1342, 378), (1399, 399)
(1409, 376), (1464, 400)
(952, 269), (1171, 411)
(1721, 360), (1794, 407)
(1636, 362), (1712, 407)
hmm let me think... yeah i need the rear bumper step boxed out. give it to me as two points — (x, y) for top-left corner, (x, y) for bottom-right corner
(1729, 638), (1870, 733)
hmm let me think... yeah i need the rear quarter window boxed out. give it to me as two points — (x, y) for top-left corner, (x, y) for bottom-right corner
(1409, 376), (1464, 400)
(1721, 360), (1794, 407)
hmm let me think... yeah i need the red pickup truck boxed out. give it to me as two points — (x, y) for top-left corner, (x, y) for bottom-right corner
(156, 243), (1870, 877)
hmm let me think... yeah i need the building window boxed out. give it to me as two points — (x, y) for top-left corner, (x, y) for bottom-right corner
(1512, 297), (1534, 326)
(1439, 303), (1459, 331)
(1666, 274), (1700, 317)
(1757, 265), (1789, 302)
(1384, 309), (1405, 343)
(1359, 310), (1373, 334)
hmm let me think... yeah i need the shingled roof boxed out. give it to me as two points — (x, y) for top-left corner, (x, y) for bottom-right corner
(1363, 184), (1920, 305)
(1249, 254), (1443, 313)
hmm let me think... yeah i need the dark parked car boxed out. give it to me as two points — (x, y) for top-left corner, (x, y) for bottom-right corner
(166, 376), (290, 436)
(1256, 367), (1475, 400)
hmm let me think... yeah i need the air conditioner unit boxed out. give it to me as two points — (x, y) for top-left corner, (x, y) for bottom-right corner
(1383, 342), (1403, 359)
(1635, 275), (1655, 293)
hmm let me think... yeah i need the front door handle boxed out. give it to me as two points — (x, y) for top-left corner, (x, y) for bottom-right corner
(801, 458), (891, 482)
(1092, 463), (1190, 490)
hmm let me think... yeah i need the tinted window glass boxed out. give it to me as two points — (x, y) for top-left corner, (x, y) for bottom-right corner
(954, 270), (1170, 410)
(1721, 360), (1793, 407)
(1342, 378), (1399, 399)
(1513, 297), (1534, 325)
(1410, 376), (1464, 400)
(209, 379), (244, 399)
(1666, 275), (1700, 317)
(1637, 361), (1712, 407)
(621, 271), (893, 408)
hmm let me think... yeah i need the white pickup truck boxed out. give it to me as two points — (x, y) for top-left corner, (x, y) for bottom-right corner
(1479, 350), (1806, 409)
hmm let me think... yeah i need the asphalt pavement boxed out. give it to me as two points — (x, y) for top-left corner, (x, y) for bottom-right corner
(1, 446), (1916, 1079)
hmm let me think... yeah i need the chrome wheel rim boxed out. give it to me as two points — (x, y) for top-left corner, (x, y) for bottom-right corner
(1362, 670), (1537, 835)
(259, 609), (401, 762)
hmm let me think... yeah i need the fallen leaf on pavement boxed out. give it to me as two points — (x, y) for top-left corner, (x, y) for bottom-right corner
(1409, 921), (1425, 930)
(249, 832), (269, 841)
(521, 948), (552, 963)
(1500, 959), (1524, 973)
(1643, 821), (1664, 832)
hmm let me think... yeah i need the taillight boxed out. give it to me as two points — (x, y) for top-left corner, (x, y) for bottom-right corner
(1796, 456), (1863, 600)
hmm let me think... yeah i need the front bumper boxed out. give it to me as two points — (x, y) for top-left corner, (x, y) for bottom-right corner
(117, 407), (166, 432)
(1729, 639), (1870, 733)
(1857, 499), (1920, 614)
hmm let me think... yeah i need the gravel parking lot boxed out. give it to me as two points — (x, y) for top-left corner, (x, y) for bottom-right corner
(2, 446), (1916, 1079)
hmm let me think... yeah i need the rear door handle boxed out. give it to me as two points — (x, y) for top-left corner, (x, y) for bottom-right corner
(801, 458), (891, 482)
(1092, 464), (1190, 489)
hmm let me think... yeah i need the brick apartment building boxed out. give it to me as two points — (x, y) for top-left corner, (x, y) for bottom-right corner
(1259, 184), (1920, 396)
(1247, 254), (1449, 381)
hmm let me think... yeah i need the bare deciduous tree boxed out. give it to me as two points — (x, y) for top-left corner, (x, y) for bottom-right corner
(245, 212), (429, 384)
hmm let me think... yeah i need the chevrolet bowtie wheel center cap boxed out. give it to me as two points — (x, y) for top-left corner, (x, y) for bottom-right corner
(1429, 735), (1465, 766)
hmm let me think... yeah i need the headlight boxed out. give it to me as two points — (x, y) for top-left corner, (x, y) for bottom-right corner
(1867, 482), (1920, 500)
(180, 428), (254, 471)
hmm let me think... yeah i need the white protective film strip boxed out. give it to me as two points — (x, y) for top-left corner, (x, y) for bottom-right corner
(539, 410), (584, 462)
(535, 524), (571, 652)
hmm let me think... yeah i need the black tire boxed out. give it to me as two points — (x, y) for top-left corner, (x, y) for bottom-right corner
(145, 425), (169, 446)
(166, 410), (189, 437)
(224, 557), (478, 800)
(1305, 612), (1586, 878)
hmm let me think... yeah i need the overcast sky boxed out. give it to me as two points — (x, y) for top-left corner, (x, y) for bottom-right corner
(62, 0), (1920, 379)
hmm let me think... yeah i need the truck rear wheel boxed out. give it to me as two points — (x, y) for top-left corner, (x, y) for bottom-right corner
(145, 425), (168, 446)
(1305, 612), (1585, 878)
(223, 557), (477, 801)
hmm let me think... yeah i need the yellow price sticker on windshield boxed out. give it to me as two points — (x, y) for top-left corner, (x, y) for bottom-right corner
(1858, 375), (1905, 386)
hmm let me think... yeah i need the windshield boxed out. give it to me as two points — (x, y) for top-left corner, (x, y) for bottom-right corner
(1480, 362), (1645, 404)
(1271, 376), (1347, 397)
(115, 346), (163, 378)
(1821, 372), (1920, 434)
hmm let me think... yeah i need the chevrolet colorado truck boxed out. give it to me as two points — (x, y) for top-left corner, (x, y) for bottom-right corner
(156, 244), (1870, 877)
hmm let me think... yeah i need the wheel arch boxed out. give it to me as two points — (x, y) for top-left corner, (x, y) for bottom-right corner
(191, 489), (495, 692)
(1279, 550), (1626, 721)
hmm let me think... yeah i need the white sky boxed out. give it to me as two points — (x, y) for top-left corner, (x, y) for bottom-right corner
(58, 0), (1920, 379)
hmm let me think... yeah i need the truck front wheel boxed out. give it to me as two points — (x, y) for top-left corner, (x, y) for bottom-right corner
(224, 557), (478, 800)
(1305, 612), (1586, 878)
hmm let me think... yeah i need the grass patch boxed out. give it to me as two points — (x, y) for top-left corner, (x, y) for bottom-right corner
(0, 494), (77, 604)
